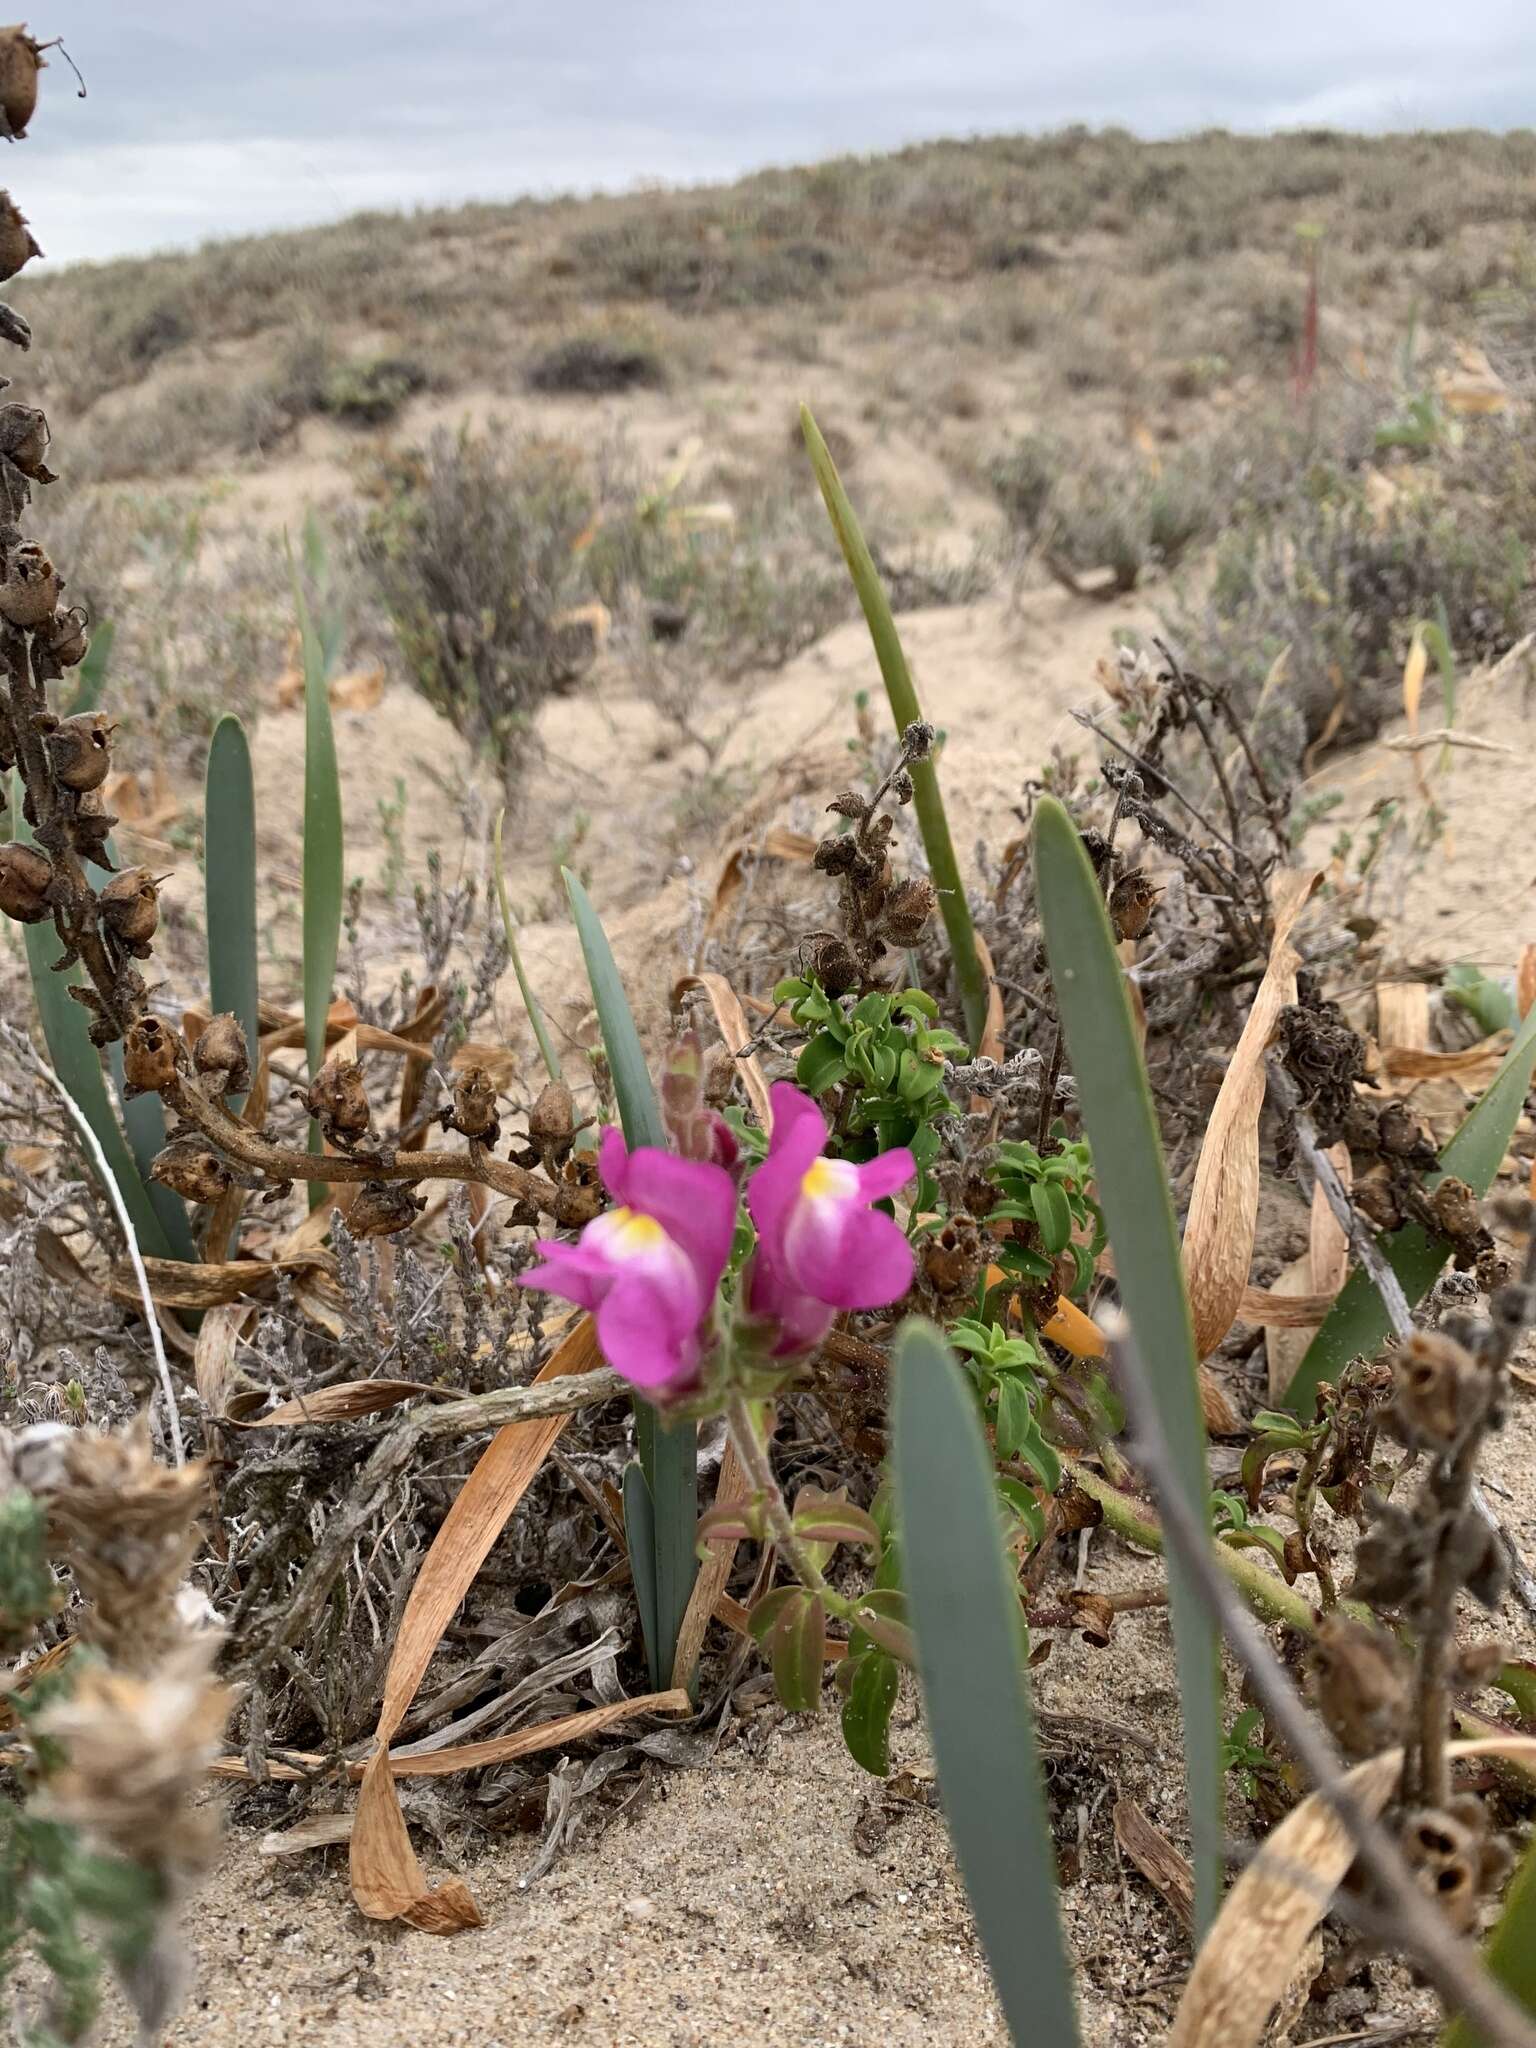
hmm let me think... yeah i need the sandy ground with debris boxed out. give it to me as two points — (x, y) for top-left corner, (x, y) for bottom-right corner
(58, 575), (1534, 2045)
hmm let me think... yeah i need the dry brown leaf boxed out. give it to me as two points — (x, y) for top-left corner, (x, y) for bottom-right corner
(107, 1255), (328, 1311)
(1309, 1143), (1351, 1301)
(672, 971), (774, 1133)
(1240, 1281), (1341, 1329)
(192, 1303), (256, 1422)
(1519, 944), (1536, 1022)
(1381, 1033), (1511, 1083)
(349, 1315), (605, 1932)
(259, 1813), (356, 1855)
(1401, 626), (1427, 735)
(1113, 1795), (1194, 1932)
(670, 1440), (747, 1691)
(237, 1379), (454, 1429)
(1263, 1254), (1320, 1404)
(329, 664), (385, 713)
(1182, 869), (1322, 1359)
(969, 932), (1007, 1113)
(1376, 981), (1431, 1052)
(202, 1054), (272, 1265)
(715, 1591), (850, 1662)
(1169, 1736), (1536, 2048)
(706, 826), (816, 935)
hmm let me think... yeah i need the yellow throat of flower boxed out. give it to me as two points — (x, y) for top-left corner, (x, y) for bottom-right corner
(800, 1157), (847, 1201)
(608, 1206), (666, 1256)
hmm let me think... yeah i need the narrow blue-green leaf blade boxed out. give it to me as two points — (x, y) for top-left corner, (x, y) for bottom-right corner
(1286, 996), (1536, 1412)
(893, 1318), (1081, 2047)
(13, 774), (173, 1258)
(290, 538), (343, 1197)
(563, 867), (696, 1687)
(622, 1463), (659, 1681)
(67, 618), (114, 715)
(205, 715), (260, 1117)
(1033, 794), (1222, 1932)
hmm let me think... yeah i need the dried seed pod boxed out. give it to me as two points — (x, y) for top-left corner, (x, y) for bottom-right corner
(150, 1138), (232, 1206)
(1109, 868), (1159, 942)
(1377, 1099), (1437, 1164)
(98, 865), (162, 955)
(0, 25), (45, 139)
(922, 1216), (982, 1298)
(812, 833), (859, 877)
(826, 792), (868, 820)
(348, 1180), (425, 1239)
(0, 538), (57, 625)
(890, 768), (914, 805)
(46, 710), (114, 792)
(553, 1171), (604, 1229)
(1066, 1590), (1116, 1649)
(1053, 1478), (1103, 1535)
(1393, 1330), (1489, 1451)
(0, 401), (50, 479)
(900, 719), (935, 760)
(527, 1077), (576, 1163)
(0, 190), (39, 281)
(1306, 1612), (1409, 1759)
(447, 1063), (500, 1144)
(1398, 1802), (1508, 1936)
(805, 932), (860, 998)
(0, 838), (52, 920)
(879, 876), (937, 947)
(122, 1016), (178, 1097)
(305, 1058), (371, 1140)
(1428, 1175), (1483, 1245)
(192, 1013), (251, 1098)
(1352, 1163), (1404, 1232)
(1453, 1639), (1507, 1690)
(702, 1043), (735, 1108)
(68, 788), (116, 866)
(45, 603), (88, 667)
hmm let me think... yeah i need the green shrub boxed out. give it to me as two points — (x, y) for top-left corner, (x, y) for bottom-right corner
(527, 329), (668, 395)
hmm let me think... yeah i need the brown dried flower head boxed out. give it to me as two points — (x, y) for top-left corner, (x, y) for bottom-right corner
(0, 537), (57, 625)
(0, 837), (52, 921)
(553, 1168), (605, 1229)
(123, 1014), (178, 1096)
(805, 931), (860, 998)
(0, 25), (46, 140)
(878, 875), (937, 947)
(447, 1062), (500, 1143)
(1109, 868), (1159, 942)
(45, 601), (89, 667)
(306, 1056), (371, 1140)
(1393, 1330), (1489, 1451)
(0, 187), (40, 280)
(46, 708), (114, 791)
(0, 398), (51, 479)
(348, 1179), (425, 1238)
(1306, 1612), (1409, 1759)
(150, 1137), (232, 1207)
(192, 1012), (251, 1097)
(99, 864), (163, 953)
(1399, 1797), (1511, 1937)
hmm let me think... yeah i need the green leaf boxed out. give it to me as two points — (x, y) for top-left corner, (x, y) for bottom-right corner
(1442, 962), (1517, 1036)
(622, 1463), (659, 1682)
(290, 537), (344, 1198)
(796, 1029), (850, 1097)
(13, 775), (175, 1259)
(841, 1650), (899, 1777)
(1030, 1178), (1072, 1255)
(893, 1318), (1081, 2047)
(205, 716), (260, 1118)
(801, 404), (989, 1055)
(1032, 794), (1222, 1933)
(1286, 994), (1536, 1412)
(65, 617), (114, 715)
(564, 868), (696, 1689)
(762, 1589), (825, 1712)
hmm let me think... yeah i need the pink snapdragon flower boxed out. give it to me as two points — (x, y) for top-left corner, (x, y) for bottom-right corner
(745, 1082), (916, 1354)
(519, 1128), (735, 1395)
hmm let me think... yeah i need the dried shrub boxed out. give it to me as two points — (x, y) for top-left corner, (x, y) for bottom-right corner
(360, 424), (592, 792)
(527, 328), (668, 395)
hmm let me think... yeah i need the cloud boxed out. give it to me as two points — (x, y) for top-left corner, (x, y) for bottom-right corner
(11, 1), (1534, 263)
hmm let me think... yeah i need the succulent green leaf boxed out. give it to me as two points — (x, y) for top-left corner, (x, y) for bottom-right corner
(289, 537), (344, 1198)
(893, 1318), (1081, 2047)
(1032, 794), (1222, 1933)
(841, 1650), (900, 1777)
(204, 715), (260, 1119)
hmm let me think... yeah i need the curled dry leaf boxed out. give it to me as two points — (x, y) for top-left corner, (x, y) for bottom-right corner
(108, 1254), (330, 1311)
(671, 971), (774, 1133)
(349, 1314), (606, 1932)
(1169, 1736), (1536, 2048)
(1182, 869), (1323, 1359)
(669, 1438), (748, 1692)
(237, 1379), (457, 1429)
(1518, 944), (1536, 1023)
(706, 824), (817, 937)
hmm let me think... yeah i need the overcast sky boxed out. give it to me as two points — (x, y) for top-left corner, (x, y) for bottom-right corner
(17, 2), (1536, 265)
